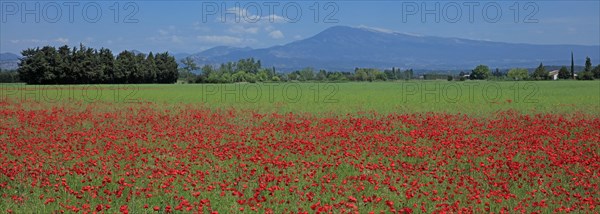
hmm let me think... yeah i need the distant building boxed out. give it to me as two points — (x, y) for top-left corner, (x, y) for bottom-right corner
(548, 70), (559, 80)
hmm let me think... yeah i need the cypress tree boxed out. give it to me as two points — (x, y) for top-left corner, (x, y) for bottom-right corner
(571, 52), (575, 79)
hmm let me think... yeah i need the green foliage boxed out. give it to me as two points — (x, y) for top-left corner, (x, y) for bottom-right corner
(423, 74), (450, 80)
(577, 57), (595, 80)
(354, 68), (368, 81)
(531, 63), (548, 80)
(287, 72), (299, 81)
(584, 57), (592, 72)
(114, 50), (135, 83)
(374, 71), (387, 81)
(593, 65), (600, 79)
(470, 65), (491, 80)
(354, 68), (384, 82)
(17, 44), (177, 84)
(403, 69), (414, 80)
(492, 68), (504, 77)
(299, 67), (315, 81)
(383, 67), (412, 80)
(256, 69), (271, 82)
(571, 52), (575, 79)
(181, 57), (199, 73)
(271, 75), (281, 82)
(577, 71), (594, 80)
(558, 66), (571, 80)
(326, 72), (347, 82)
(507, 68), (529, 80)
(191, 58), (264, 83)
(244, 72), (257, 83)
(316, 69), (327, 81)
(178, 69), (196, 83)
(0, 69), (19, 83)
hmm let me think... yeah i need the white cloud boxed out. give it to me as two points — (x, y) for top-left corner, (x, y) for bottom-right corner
(9, 39), (48, 44)
(263, 14), (286, 23)
(152, 26), (186, 44)
(268, 30), (284, 39)
(159, 29), (169, 36)
(228, 25), (259, 34)
(197, 35), (244, 44)
(221, 7), (260, 23)
(171, 35), (182, 43)
(220, 7), (285, 24)
(192, 22), (211, 32)
(54, 38), (69, 44)
(357, 25), (395, 34)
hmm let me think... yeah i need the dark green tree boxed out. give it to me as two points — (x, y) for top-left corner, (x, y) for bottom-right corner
(145, 52), (158, 83)
(114, 51), (135, 84)
(316, 69), (327, 81)
(0, 70), (19, 83)
(508, 68), (528, 80)
(593, 65), (600, 79)
(492, 68), (504, 77)
(532, 63), (548, 80)
(288, 71), (299, 81)
(18, 48), (41, 84)
(354, 68), (368, 81)
(584, 57), (592, 72)
(578, 57), (595, 80)
(299, 67), (315, 81)
(16, 45), (178, 84)
(571, 52), (575, 79)
(163, 53), (179, 83)
(40, 46), (60, 84)
(403, 69), (413, 80)
(558, 66), (571, 79)
(98, 48), (115, 83)
(470, 65), (491, 80)
(57, 45), (72, 83)
(181, 57), (199, 73)
(384, 68), (397, 80)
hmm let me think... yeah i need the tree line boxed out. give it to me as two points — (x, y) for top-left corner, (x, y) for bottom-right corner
(180, 56), (599, 84)
(467, 55), (600, 81)
(179, 57), (415, 83)
(17, 44), (178, 84)
(0, 69), (19, 83)
(8, 48), (599, 84)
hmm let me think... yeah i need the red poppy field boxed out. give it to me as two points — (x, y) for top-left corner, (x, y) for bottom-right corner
(1, 97), (598, 213)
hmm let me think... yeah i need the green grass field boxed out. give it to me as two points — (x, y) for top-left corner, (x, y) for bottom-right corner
(2, 81), (598, 114)
(1, 81), (599, 213)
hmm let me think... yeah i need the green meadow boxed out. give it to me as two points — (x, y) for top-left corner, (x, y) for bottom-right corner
(1, 81), (598, 114)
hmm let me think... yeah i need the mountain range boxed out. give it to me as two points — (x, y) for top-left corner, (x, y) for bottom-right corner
(181, 26), (599, 71)
(2, 26), (599, 72)
(0, 52), (20, 70)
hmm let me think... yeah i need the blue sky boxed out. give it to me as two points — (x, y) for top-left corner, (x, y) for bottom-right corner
(1, 1), (599, 54)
